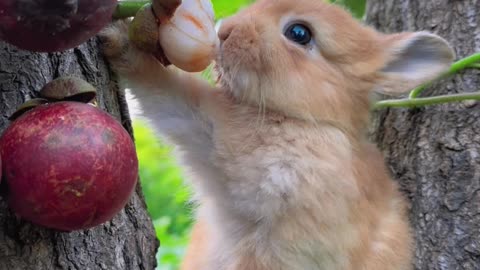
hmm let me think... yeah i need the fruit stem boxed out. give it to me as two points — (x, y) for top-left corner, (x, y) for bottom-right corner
(408, 52), (480, 99)
(374, 91), (480, 110)
(375, 52), (480, 109)
(113, 1), (150, 19)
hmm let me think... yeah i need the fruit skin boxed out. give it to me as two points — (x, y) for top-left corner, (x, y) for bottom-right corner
(0, 0), (117, 52)
(0, 101), (138, 231)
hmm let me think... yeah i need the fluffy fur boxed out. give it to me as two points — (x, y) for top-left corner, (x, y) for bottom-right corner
(100, 0), (454, 269)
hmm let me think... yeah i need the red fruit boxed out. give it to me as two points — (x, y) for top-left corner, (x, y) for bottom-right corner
(0, 0), (117, 52)
(0, 102), (138, 231)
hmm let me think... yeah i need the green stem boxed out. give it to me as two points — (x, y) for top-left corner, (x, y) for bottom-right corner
(113, 1), (150, 19)
(408, 52), (480, 99)
(469, 63), (480, 69)
(374, 91), (480, 110)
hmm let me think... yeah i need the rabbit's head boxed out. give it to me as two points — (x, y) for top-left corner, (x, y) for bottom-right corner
(216, 0), (454, 131)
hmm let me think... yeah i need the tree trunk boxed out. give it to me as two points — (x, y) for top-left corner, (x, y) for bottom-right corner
(0, 37), (159, 269)
(366, 1), (480, 269)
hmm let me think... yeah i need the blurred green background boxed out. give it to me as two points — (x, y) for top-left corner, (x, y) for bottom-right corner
(132, 1), (365, 269)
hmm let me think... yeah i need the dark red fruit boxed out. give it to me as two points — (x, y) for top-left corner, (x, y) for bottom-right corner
(0, 0), (117, 52)
(0, 101), (138, 231)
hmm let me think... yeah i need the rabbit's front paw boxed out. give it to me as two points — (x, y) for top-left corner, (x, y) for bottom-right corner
(100, 20), (168, 77)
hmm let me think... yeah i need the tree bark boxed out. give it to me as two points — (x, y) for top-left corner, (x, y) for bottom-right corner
(0, 37), (159, 269)
(366, 1), (480, 269)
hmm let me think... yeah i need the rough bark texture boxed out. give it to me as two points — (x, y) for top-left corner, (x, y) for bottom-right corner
(0, 37), (159, 269)
(366, 1), (480, 269)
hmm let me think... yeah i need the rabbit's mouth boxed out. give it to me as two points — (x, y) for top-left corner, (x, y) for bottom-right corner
(216, 32), (262, 92)
(214, 59), (243, 94)
(214, 51), (263, 106)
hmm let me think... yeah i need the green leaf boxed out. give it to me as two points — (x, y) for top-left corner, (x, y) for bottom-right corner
(331, 0), (366, 19)
(212, 0), (254, 18)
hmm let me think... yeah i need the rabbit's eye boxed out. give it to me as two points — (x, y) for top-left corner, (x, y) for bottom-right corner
(284, 23), (312, 45)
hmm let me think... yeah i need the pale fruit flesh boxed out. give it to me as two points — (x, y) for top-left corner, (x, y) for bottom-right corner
(158, 0), (218, 72)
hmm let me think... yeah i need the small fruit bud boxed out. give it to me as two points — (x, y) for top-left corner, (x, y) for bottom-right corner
(129, 4), (160, 54)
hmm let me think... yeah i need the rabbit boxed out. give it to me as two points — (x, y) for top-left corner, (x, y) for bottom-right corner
(100, 0), (455, 269)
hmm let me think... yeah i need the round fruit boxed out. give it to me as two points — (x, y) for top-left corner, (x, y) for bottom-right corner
(0, 101), (138, 231)
(0, 0), (117, 52)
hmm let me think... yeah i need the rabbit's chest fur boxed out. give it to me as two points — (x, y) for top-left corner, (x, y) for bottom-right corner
(210, 110), (359, 222)
(189, 107), (371, 269)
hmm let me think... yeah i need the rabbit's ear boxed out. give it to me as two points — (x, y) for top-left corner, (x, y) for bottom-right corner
(373, 32), (455, 95)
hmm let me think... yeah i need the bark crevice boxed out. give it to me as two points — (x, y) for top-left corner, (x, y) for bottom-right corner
(367, 0), (480, 269)
(0, 37), (158, 270)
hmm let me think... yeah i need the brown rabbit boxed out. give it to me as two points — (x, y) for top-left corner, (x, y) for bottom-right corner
(101, 0), (455, 269)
